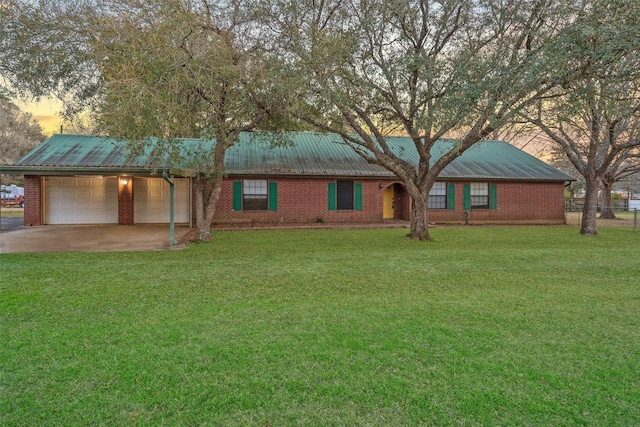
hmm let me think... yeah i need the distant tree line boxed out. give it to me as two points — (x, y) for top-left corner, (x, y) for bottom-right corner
(0, 95), (46, 185)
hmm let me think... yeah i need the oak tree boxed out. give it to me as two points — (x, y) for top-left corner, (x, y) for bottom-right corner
(2, 0), (287, 241)
(0, 96), (46, 184)
(267, 0), (586, 240)
(523, 0), (640, 234)
(89, 0), (290, 241)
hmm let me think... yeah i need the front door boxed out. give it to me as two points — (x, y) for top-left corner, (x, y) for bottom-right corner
(383, 186), (395, 219)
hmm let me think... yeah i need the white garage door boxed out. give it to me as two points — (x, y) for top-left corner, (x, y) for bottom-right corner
(134, 178), (190, 223)
(45, 176), (118, 224)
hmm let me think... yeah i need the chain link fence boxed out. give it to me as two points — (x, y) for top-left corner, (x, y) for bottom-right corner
(565, 206), (640, 229)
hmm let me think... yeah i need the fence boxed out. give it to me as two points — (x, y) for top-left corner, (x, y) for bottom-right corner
(565, 207), (639, 229)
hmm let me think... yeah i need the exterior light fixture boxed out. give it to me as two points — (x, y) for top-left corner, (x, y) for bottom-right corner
(121, 178), (129, 185)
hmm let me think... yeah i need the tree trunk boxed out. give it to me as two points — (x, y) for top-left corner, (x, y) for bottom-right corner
(407, 193), (431, 241)
(599, 180), (616, 219)
(191, 146), (228, 242)
(581, 178), (599, 236)
(192, 175), (223, 242)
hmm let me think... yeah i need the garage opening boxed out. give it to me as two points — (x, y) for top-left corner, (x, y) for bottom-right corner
(45, 176), (118, 224)
(133, 178), (190, 224)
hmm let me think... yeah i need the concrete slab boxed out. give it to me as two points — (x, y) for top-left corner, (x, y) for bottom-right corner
(0, 225), (192, 254)
(0, 216), (23, 231)
(0, 221), (412, 254)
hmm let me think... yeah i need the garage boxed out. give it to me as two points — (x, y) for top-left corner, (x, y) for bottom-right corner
(133, 178), (190, 223)
(45, 176), (118, 224)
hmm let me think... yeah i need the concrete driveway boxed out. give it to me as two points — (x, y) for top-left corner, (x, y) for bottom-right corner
(0, 216), (23, 231)
(0, 224), (192, 254)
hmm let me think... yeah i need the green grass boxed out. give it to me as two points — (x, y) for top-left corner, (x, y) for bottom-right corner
(610, 210), (638, 220)
(0, 208), (23, 217)
(2, 227), (640, 425)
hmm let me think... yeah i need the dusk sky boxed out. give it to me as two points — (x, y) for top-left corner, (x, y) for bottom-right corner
(16, 98), (61, 136)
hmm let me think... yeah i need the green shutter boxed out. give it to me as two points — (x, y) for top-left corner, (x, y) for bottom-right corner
(463, 184), (470, 210)
(268, 182), (278, 211)
(447, 183), (455, 210)
(490, 184), (497, 210)
(328, 182), (336, 210)
(233, 181), (242, 211)
(354, 182), (363, 211)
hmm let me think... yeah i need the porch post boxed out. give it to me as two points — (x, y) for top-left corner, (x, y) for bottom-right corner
(163, 171), (177, 245)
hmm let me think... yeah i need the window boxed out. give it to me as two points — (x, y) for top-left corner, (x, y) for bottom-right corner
(328, 181), (363, 211)
(242, 179), (268, 210)
(428, 182), (447, 209)
(470, 182), (489, 209)
(233, 180), (277, 211)
(337, 180), (354, 210)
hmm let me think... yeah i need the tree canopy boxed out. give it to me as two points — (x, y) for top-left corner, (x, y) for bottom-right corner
(263, 0), (591, 239)
(0, 96), (46, 184)
(0, 1), (98, 118)
(96, 0), (290, 240)
(3, 0), (640, 240)
(521, 0), (640, 235)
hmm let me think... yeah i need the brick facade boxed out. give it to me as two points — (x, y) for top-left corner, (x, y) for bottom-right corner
(20, 175), (568, 227)
(23, 175), (42, 226)
(214, 178), (386, 224)
(8, 134), (573, 227)
(213, 177), (567, 225)
(118, 177), (134, 225)
(429, 181), (566, 224)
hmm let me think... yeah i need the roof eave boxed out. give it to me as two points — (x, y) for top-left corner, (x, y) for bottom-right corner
(1, 165), (577, 182)
(441, 176), (577, 182)
(0, 166), (167, 176)
(227, 172), (576, 182)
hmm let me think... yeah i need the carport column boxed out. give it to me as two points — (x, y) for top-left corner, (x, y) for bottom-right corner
(23, 175), (42, 226)
(163, 171), (177, 245)
(118, 177), (134, 225)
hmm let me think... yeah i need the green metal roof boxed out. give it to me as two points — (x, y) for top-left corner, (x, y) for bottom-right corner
(1, 132), (574, 182)
(5, 134), (155, 173)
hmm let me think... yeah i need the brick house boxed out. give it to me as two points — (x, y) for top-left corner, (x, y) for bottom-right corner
(0, 132), (574, 227)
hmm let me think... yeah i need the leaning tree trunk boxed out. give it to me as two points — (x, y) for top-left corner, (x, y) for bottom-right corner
(193, 174), (223, 242)
(599, 180), (616, 219)
(407, 192), (431, 241)
(581, 178), (599, 236)
(192, 147), (228, 242)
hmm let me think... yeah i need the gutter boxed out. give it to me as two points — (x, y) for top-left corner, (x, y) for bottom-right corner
(0, 166), (158, 175)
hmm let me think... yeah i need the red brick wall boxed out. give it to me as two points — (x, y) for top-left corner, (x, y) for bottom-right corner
(22, 175), (567, 227)
(429, 181), (566, 224)
(214, 178), (566, 225)
(118, 177), (134, 224)
(214, 178), (387, 224)
(23, 175), (42, 226)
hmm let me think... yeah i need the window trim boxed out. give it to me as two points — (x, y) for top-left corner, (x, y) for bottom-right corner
(336, 180), (355, 210)
(470, 182), (489, 209)
(233, 179), (277, 211)
(428, 182), (447, 210)
(328, 180), (363, 211)
(242, 179), (268, 211)
(463, 182), (497, 210)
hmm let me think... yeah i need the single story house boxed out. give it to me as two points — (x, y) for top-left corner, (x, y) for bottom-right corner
(0, 132), (574, 227)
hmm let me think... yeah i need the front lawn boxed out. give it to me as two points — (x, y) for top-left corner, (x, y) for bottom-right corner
(2, 227), (639, 425)
(0, 207), (23, 217)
